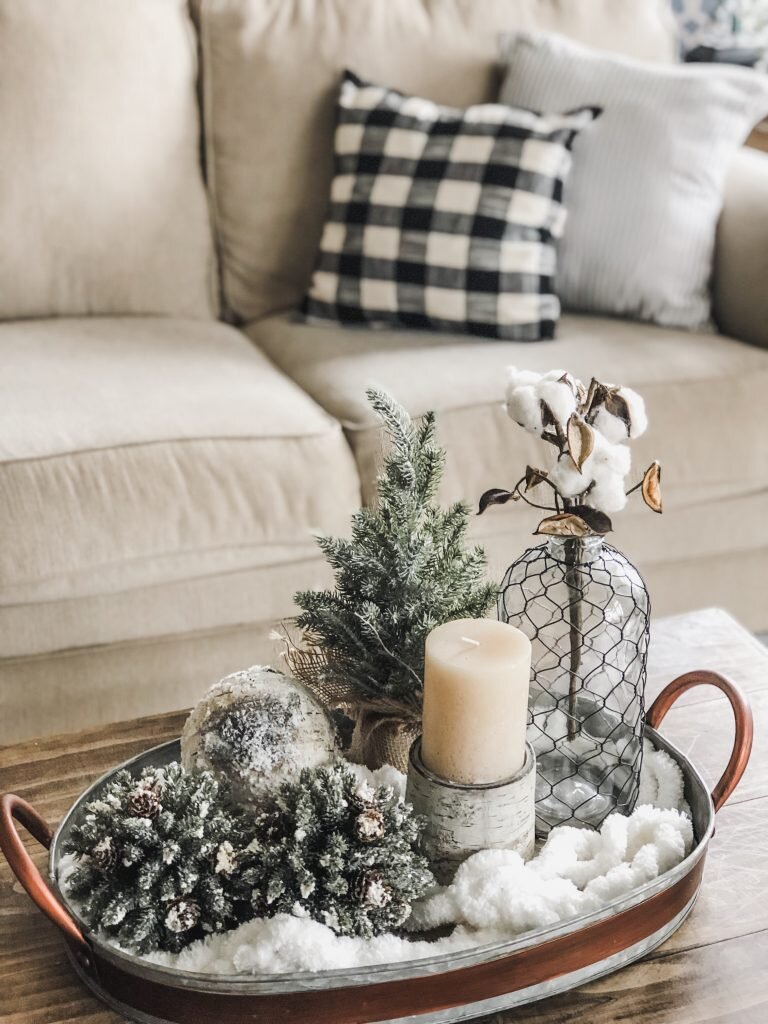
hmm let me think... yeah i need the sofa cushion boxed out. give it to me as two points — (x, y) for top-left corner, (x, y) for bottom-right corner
(199, 0), (675, 322)
(246, 313), (768, 571)
(0, 319), (361, 611)
(304, 71), (599, 340)
(498, 32), (768, 329)
(0, 0), (216, 319)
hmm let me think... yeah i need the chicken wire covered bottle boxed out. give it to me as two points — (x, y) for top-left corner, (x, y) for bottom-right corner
(498, 534), (650, 834)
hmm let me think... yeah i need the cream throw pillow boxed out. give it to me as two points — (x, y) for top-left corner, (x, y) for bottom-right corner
(499, 31), (768, 329)
(0, 0), (217, 319)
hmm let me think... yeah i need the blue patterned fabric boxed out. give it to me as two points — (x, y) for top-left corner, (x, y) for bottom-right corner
(671, 0), (768, 55)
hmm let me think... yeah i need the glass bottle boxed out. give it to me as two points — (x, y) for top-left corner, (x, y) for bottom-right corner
(498, 535), (650, 834)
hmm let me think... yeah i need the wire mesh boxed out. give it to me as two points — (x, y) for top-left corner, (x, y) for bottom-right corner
(498, 535), (650, 835)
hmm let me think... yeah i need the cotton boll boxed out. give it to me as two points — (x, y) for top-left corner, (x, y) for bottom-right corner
(584, 435), (631, 513)
(591, 387), (648, 442)
(541, 368), (570, 382)
(506, 366), (543, 391)
(548, 456), (593, 499)
(548, 433), (629, 504)
(591, 405), (630, 444)
(506, 385), (544, 436)
(621, 387), (648, 438)
(586, 472), (628, 514)
(537, 380), (577, 431)
(590, 432), (631, 478)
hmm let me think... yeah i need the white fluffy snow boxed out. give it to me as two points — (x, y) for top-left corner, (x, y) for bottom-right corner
(98, 742), (695, 976)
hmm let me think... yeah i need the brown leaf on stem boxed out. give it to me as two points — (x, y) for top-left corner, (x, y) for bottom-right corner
(534, 513), (591, 538)
(583, 378), (607, 420)
(540, 398), (557, 429)
(525, 466), (549, 491)
(603, 390), (632, 435)
(477, 488), (518, 515)
(570, 505), (613, 535)
(641, 462), (662, 513)
(566, 415), (594, 471)
(540, 397), (566, 446)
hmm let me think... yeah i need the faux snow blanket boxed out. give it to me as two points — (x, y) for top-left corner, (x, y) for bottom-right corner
(104, 741), (693, 975)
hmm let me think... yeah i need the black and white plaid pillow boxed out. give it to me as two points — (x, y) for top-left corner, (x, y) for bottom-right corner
(303, 72), (599, 340)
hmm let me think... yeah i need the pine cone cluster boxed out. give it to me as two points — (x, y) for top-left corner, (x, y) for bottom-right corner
(63, 758), (434, 952)
(63, 763), (253, 954)
(240, 763), (434, 938)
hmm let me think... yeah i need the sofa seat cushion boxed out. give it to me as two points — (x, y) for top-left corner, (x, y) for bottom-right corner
(246, 313), (768, 573)
(199, 0), (675, 322)
(0, 319), (361, 645)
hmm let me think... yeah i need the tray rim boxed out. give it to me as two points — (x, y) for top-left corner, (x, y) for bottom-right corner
(49, 726), (713, 994)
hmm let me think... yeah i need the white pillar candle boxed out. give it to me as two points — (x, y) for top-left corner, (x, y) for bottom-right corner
(421, 618), (532, 785)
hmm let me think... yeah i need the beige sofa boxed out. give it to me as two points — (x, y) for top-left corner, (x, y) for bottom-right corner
(2, 0), (767, 744)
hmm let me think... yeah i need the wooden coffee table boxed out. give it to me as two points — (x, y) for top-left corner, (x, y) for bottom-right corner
(1, 608), (766, 1023)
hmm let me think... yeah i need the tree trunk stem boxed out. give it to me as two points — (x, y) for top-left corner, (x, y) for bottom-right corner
(560, 501), (583, 741)
(565, 558), (583, 741)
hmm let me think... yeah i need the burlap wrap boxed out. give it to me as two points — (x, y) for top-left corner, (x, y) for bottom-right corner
(285, 643), (421, 774)
(347, 708), (421, 773)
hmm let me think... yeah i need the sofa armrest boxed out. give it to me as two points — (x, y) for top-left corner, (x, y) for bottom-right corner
(713, 148), (768, 349)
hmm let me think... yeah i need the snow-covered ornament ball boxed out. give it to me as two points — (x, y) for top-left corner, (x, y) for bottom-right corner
(181, 666), (338, 807)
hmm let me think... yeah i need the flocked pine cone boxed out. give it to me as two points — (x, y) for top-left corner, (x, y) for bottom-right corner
(62, 762), (254, 955)
(164, 897), (201, 935)
(126, 784), (162, 819)
(354, 869), (393, 908)
(241, 762), (435, 938)
(90, 836), (118, 871)
(354, 807), (386, 844)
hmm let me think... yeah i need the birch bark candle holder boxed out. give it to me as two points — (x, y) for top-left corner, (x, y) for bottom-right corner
(406, 738), (536, 884)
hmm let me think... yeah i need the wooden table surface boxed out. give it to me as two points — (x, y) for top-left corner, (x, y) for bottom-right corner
(1, 608), (766, 1024)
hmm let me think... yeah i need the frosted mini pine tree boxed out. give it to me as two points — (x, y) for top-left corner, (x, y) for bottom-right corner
(290, 388), (497, 768)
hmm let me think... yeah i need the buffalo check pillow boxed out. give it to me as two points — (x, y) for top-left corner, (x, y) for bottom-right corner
(302, 72), (599, 341)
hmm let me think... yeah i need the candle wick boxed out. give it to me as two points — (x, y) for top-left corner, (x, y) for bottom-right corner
(460, 636), (481, 647)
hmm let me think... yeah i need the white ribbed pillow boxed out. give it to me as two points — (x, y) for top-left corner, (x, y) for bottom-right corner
(499, 32), (768, 329)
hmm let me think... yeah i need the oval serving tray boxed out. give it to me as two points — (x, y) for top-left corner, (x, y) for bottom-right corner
(0, 670), (753, 1024)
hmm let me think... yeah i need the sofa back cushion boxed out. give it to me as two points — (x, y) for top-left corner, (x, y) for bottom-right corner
(0, 0), (217, 320)
(198, 0), (675, 323)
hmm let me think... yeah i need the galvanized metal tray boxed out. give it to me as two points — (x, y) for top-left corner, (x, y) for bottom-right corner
(0, 670), (753, 1024)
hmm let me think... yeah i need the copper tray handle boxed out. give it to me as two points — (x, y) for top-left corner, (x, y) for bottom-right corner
(0, 793), (89, 955)
(647, 669), (753, 813)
